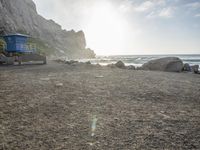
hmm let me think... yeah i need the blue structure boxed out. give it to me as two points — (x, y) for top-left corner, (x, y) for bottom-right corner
(0, 34), (46, 65)
(2, 34), (33, 53)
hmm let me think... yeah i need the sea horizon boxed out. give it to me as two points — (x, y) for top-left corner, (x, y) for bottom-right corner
(96, 54), (200, 56)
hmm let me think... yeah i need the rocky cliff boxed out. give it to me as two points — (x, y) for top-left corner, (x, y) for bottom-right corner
(0, 0), (95, 58)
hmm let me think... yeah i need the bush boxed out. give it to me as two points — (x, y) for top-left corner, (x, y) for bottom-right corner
(0, 38), (6, 52)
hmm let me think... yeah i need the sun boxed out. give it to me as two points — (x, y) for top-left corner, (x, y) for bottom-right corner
(84, 1), (131, 55)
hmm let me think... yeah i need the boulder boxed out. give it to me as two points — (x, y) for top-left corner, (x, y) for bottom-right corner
(191, 65), (199, 74)
(183, 63), (191, 72)
(142, 57), (184, 72)
(115, 61), (126, 69)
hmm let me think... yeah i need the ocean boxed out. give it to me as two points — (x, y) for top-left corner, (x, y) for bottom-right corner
(80, 54), (200, 67)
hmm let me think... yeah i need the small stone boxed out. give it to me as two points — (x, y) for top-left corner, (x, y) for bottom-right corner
(95, 76), (104, 78)
(56, 83), (63, 87)
(114, 117), (119, 121)
(88, 142), (94, 146)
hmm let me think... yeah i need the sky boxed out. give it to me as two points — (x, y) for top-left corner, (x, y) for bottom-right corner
(32, 0), (200, 55)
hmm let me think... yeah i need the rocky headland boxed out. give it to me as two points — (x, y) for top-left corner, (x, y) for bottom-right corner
(0, 0), (95, 58)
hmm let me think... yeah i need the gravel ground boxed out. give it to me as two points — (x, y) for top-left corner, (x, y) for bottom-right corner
(0, 61), (200, 150)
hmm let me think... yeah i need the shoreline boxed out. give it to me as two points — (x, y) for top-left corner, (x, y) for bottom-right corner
(70, 54), (200, 68)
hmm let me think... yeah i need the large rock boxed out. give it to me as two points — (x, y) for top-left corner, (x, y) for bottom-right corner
(142, 57), (184, 72)
(0, 0), (95, 58)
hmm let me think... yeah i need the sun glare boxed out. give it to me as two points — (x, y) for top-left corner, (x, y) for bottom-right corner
(84, 2), (131, 55)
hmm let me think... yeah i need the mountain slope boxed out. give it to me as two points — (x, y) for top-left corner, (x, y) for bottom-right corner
(0, 0), (95, 58)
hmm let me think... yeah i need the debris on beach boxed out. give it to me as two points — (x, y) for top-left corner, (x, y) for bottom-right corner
(95, 76), (104, 78)
(91, 116), (98, 137)
(55, 83), (63, 87)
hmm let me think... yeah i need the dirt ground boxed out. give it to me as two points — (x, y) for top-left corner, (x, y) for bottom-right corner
(0, 61), (200, 150)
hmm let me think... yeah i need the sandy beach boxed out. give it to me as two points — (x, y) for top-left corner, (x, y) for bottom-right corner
(0, 61), (200, 149)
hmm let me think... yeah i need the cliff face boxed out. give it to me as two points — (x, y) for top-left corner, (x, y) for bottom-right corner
(0, 0), (95, 58)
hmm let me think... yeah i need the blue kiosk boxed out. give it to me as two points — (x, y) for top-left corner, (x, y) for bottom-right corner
(0, 34), (46, 65)
(3, 34), (35, 53)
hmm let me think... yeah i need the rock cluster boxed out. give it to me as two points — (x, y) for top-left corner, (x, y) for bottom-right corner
(106, 61), (135, 70)
(182, 63), (199, 74)
(55, 58), (199, 74)
(54, 59), (95, 67)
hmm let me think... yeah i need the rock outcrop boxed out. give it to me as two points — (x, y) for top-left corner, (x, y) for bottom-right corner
(0, 0), (95, 58)
(142, 57), (184, 72)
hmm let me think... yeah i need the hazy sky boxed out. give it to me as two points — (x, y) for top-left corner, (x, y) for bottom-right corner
(33, 0), (200, 55)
